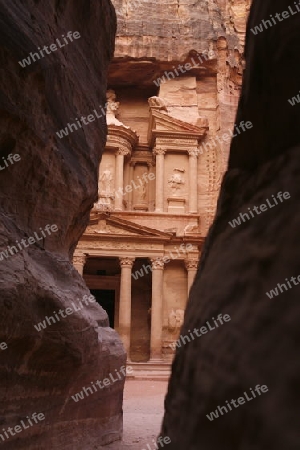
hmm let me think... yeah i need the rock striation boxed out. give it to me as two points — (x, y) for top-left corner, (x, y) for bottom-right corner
(110, 0), (250, 233)
(161, 0), (300, 448)
(0, 1), (126, 449)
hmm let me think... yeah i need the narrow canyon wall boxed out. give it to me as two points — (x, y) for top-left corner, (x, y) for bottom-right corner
(0, 1), (125, 449)
(110, 0), (250, 233)
(162, 0), (300, 448)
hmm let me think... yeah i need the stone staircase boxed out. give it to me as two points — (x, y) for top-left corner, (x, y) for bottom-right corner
(127, 361), (172, 381)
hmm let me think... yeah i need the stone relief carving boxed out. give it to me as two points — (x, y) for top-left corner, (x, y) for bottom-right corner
(137, 178), (147, 201)
(106, 89), (129, 128)
(117, 147), (130, 156)
(188, 149), (199, 157)
(100, 169), (113, 194)
(184, 224), (200, 234)
(150, 258), (165, 270)
(148, 96), (168, 111)
(89, 223), (136, 236)
(168, 309), (185, 333)
(153, 147), (166, 156)
(73, 254), (87, 265)
(97, 165), (114, 211)
(159, 139), (196, 146)
(77, 242), (159, 250)
(208, 41), (216, 59)
(168, 168), (185, 195)
(119, 257), (135, 268)
(184, 259), (198, 270)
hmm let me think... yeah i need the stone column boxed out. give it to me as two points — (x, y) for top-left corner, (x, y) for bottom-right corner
(188, 149), (199, 213)
(154, 148), (166, 213)
(115, 148), (128, 211)
(185, 259), (198, 294)
(147, 161), (155, 211)
(150, 258), (165, 361)
(128, 162), (135, 210)
(73, 254), (87, 275)
(119, 257), (135, 358)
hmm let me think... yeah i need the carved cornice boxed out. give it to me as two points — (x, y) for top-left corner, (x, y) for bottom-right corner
(106, 130), (137, 157)
(158, 138), (197, 146)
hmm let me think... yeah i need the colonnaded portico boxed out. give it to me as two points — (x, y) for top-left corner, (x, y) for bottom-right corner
(74, 215), (201, 363)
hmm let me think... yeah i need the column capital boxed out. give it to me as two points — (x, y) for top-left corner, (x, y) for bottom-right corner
(119, 257), (135, 268)
(73, 254), (87, 265)
(151, 258), (165, 270)
(117, 147), (130, 156)
(187, 149), (199, 157)
(153, 147), (166, 156)
(184, 259), (198, 270)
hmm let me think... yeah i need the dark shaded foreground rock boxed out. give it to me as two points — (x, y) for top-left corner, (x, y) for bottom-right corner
(161, 0), (300, 449)
(0, 1), (126, 449)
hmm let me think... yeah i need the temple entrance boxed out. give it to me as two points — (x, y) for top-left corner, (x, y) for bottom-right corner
(90, 289), (115, 328)
(83, 257), (121, 331)
(130, 258), (152, 362)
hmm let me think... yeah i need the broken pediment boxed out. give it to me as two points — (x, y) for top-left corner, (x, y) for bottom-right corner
(147, 99), (208, 147)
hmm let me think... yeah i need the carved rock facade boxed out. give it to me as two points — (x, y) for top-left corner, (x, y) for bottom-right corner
(75, 1), (250, 366)
(0, 1), (124, 449)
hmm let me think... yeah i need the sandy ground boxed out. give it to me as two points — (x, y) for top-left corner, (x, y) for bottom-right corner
(103, 380), (168, 450)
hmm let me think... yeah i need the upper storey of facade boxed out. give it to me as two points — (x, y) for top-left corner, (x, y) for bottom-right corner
(95, 77), (211, 238)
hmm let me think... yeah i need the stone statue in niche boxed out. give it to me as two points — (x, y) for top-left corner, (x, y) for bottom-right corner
(106, 89), (128, 128)
(168, 309), (185, 333)
(96, 165), (114, 211)
(148, 96), (168, 111)
(100, 169), (113, 194)
(138, 178), (147, 201)
(168, 168), (185, 195)
(208, 41), (216, 59)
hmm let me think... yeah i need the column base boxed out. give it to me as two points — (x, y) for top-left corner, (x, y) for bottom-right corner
(149, 356), (164, 363)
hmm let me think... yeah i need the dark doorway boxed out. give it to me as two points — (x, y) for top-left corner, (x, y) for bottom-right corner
(90, 289), (115, 328)
(131, 258), (152, 362)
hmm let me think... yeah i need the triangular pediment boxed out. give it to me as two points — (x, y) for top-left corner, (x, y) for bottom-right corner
(148, 109), (208, 145)
(86, 212), (174, 239)
(152, 109), (208, 133)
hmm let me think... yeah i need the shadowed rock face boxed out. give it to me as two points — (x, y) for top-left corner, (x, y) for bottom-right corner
(0, 1), (126, 449)
(162, 0), (300, 449)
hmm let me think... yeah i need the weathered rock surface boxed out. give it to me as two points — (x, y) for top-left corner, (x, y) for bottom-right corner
(110, 0), (250, 233)
(0, 1), (126, 449)
(162, 0), (300, 448)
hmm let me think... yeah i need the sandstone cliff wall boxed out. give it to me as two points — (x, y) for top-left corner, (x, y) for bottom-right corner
(0, 1), (124, 449)
(162, 0), (300, 448)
